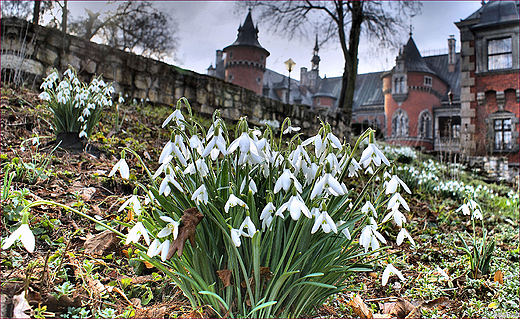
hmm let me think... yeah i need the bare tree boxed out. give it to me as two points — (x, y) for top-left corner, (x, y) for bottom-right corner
(1, 0), (32, 19)
(69, 1), (178, 60)
(246, 1), (420, 142)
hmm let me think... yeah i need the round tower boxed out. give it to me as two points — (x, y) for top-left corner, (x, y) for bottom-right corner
(382, 37), (449, 151)
(223, 11), (270, 95)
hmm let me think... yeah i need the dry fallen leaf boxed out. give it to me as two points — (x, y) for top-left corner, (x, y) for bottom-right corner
(493, 270), (504, 285)
(389, 298), (415, 318)
(348, 294), (373, 319)
(167, 208), (204, 258)
(84, 230), (118, 255)
(217, 269), (233, 288)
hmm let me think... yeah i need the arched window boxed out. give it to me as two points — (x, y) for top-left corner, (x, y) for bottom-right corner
(391, 109), (409, 137)
(419, 110), (432, 138)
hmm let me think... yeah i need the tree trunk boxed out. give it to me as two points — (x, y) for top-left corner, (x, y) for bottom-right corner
(32, 0), (41, 25)
(62, 0), (68, 34)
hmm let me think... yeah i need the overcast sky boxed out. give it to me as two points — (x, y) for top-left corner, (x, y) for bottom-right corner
(66, 1), (483, 78)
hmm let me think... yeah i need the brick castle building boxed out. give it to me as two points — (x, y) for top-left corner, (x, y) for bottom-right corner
(208, 1), (519, 168)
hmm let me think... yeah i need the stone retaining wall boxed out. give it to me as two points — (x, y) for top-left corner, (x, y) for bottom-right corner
(1, 17), (349, 138)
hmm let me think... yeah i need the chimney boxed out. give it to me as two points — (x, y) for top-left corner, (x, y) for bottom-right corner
(216, 50), (223, 66)
(448, 35), (456, 73)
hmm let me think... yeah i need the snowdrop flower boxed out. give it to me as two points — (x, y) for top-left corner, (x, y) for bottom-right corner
(38, 92), (51, 101)
(184, 159), (209, 177)
(387, 193), (410, 212)
(159, 141), (174, 164)
(311, 173), (345, 199)
(283, 125), (301, 134)
(336, 220), (352, 239)
(147, 239), (170, 261)
(362, 201), (377, 218)
(172, 135), (189, 166)
(396, 228), (415, 247)
(64, 68), (74, 79)
(126, 222), (150, 245)
(109, 158), (130, 179)
(239, 216), (257, 238)
(472, 209), (482, 220)
(162, 109), (185, 129)
(118, 195), (142, 214)
(2, 223), (35, 253)
(227, 132), (259, 156)
(231, 228), (243, 247)
(325, 132), (343, 149)
(289, 145), (311, 173)
(82, 107), (91, 117)
(386, 175), (411, 195)
(158, 216), (179, 240)
(382, 206), (406, 227)
(382, 263), (405, 286)
(189, 135), (204, 155)
(302, 162), (319, 185)
(365, 166), (374, 175)
(240, 179), (257, 195)
(311, 211), (337, 234)
(347, 158), (362, 177)
(159, 173), (184, 196)
(118, 95), (125, 104)
(191, 185), (209, 205)
(202, 133), (227, 160)
(359, 217), (386, 253)
(436, 266), (450, 281)
(79, 131), (87, 139)
(275, 194), (311, 221)
(274, 169), (302, 193)
(302, 134), (326, 158)
(360, 143), (390, 168)
(224, 194), (248, 213)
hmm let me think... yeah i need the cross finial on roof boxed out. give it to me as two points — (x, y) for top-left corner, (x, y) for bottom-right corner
(409, 24), (413, 37)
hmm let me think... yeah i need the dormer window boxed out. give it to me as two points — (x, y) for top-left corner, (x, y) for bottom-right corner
(424, 76), (432, 87)
(393, 76), (406, 93)
(488, 37), (512, 70)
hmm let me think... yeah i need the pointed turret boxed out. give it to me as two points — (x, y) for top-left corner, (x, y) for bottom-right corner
(398, 37), (435, 74)
(311, 34), (320, 70)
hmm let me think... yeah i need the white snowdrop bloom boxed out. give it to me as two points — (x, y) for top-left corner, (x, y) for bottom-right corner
(231, 228), (243, 247)
(184, 159), (209, 177)
(202, 133), (227, 160)
(125, 222), (150, 245)
(239, 216), (257, 238)
(336, 220), (352, 239)
(159, 173), (184, 196)
(386, 175), (411, 195)
(326, 132), (343, 149)
(82, 107), (91, 117)
(387, 193), (410, 212)
(162, 109), (185, 129)
(275, 194), (311, 221)
(382, 206), (406, 227)
(228, 132), (259, 156)
(311, 173), (345, 199)
(224, 194), (248, 213)
(347, 158), (362, 177)
(261, 215), (273, 231)
(289, 145), (311, 173)
(382, 264), (405, 286)
(302, 134), (326, 158)
(109, 158), (130, 179)
(172, 135), (189, 166)
(79, 131), (87, 139)
(57, 91), (68, 104)
(365, 166), (374, 175)
(240, 179), (257, 195)
(311, 211), (337, 234)
(396, 228), (415, 247)
(436, 266), (450, 281)
(118, 195), (142, 214)
(2, 223), (35, 253)
(302, 162), (319, 185)
(359, 218), (386, 253)
(147, 239), (170, 261)
(362, 201), (378, 218)
(38, 92), (51, 101)
(283, 125), (301, 134)
(158, 216), (179, 240)
(57, 80), (70, 90)
(274, 169), (302, 193)
(191, 184), (209, 205)
(64, 68), (74, 79)
(159, 141), (174, 165)
(472, 209), (483, 220)
(360, 143), (390, 168)
(189, 135), (204, 155)
(118, 95), (125, 104)
(322, 153), (341, 175)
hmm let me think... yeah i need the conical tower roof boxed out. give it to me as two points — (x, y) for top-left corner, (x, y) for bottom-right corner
(399, 37), (435, 74)
(224, 11), (270, 56)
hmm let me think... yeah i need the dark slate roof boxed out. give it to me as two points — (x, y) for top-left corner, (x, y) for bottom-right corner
(466, 1), (519, 28)
(424, 53), (461, 102)
(224, 11), (269, 56)
(262, 69), (314, 105)
(401, 37), (436, 74)
(353, 72), (385, 109)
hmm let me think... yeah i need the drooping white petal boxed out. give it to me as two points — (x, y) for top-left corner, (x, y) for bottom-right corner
(2, 224), (35, 253)
(382, 264), (405, 286)
(231, 228), (242, 247)
(396, 228), (415, 247)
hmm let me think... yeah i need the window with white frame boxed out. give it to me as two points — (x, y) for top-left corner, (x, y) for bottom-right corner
(488, 38), (512, 70)
(424, 76), (432, 87)
(393, 76), (406, 93)
(494, 118), (512, 150)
